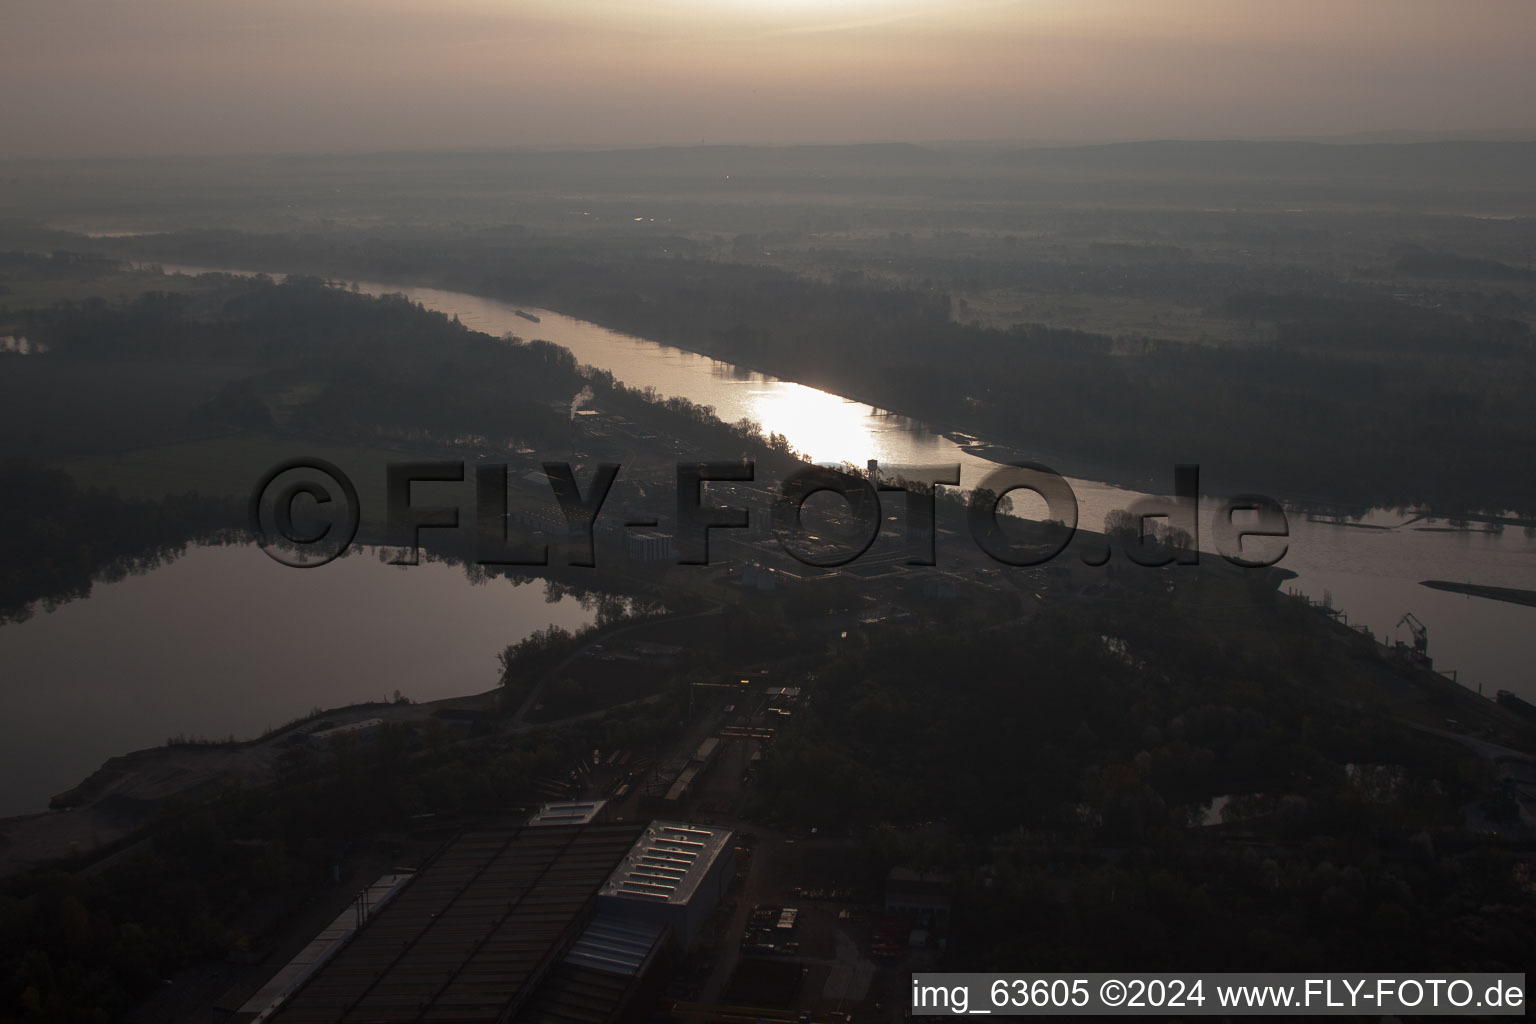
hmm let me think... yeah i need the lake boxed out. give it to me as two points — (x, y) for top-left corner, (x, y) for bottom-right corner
(0, 545), (596, 816)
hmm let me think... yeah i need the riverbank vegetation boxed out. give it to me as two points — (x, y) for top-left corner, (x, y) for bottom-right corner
(752, 592), (1531, 971)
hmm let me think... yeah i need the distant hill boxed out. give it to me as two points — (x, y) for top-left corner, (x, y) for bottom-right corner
(990, 139), (1536, 186)
(532, 142), (953, 175)
(1395, 250), (1535, 281)
(10, 139), (1534, 201)
(262, 141), (955, 180)
(362, 138), (1536, 186)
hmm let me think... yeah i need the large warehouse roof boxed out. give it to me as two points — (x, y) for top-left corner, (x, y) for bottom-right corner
(265, 822), (642, 1024)
(598, 820), (733, 907)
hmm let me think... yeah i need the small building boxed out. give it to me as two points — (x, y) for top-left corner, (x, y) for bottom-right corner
(765, 686), (802, 707)
(510, 505), (590, 539)
(656, 737), (723, 806)
(740, 564), (778, 591)
(528, 799), (608, 826)
(885, 867), (952, 927)
(597, 821), (735, 948)
(628, 530), (674, 562)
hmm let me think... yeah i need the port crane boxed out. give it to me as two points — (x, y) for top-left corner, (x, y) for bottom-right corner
(1394, 612), (1431, 667)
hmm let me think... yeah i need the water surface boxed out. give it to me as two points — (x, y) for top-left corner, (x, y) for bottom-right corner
(0, 546), (594, 815)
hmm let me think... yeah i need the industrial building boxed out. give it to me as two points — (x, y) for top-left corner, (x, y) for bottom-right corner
(246, 822), (661, 1023)
(231, 818), (730, 1023)
(597, 820), (735, 948)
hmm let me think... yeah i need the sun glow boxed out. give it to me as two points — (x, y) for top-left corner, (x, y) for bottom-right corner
(712, 0), (897, 9)
(650, 0), (960, 33)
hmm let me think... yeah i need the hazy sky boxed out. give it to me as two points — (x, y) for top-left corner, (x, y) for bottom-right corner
(3, 0), (1534, 158)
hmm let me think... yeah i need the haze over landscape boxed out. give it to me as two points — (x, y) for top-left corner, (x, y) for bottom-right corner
(5, 0), (1536, 157)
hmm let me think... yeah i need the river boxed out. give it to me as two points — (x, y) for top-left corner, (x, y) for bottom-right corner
(6, 261), (1519, 814)
(356, 279), (1535, 707)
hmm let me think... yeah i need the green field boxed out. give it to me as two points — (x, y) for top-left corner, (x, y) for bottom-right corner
(62, 431), (588, 532)
(65, 432), (409, 525)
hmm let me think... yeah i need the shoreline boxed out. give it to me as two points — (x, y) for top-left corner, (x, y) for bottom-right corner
(0, 603), (689, 877)
(0, 688), (498, 878)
